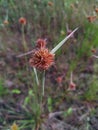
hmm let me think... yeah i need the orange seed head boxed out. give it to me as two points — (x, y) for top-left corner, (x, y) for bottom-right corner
(19, 17), (26, 25)
(29, 48), (54, 70)
(36, 39), (47, 48)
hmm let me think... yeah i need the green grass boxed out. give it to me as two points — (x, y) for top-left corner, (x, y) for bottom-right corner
(84, 75), (98, 101)
(0, 78), (8, 96)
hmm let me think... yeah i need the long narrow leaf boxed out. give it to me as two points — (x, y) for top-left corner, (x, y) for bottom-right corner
(50, 27), (78, 54)
(17, 50), (34, 58)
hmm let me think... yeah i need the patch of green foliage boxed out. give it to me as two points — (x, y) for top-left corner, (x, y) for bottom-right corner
(0, 78), (7, 96)
(85, 75), (98, 101)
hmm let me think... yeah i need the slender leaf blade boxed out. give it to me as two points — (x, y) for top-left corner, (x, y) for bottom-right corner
(51, 27), (78, 54)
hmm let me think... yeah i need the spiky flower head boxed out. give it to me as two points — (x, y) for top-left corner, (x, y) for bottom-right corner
(36, 38), (47, 48)
(19, 17), (26, 25)
(68, 81), (76, 91)
(87, 16), (96, 22)
(29, 48), (54, 70)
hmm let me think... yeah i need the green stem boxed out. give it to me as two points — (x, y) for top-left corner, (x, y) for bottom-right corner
(33, 67), (39, 86)
(42, 70), (45, 96)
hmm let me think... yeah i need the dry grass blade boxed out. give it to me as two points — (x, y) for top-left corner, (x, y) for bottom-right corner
(50, 27), (78, 54)
(16, 50), (34, 58)
(92, 55), (98, 58)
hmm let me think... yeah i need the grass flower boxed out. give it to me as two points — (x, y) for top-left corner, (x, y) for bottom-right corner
(48, 1), (54, 7)
(36, 38), (47, 48)
(87, 16), (97, 22)
(68, 72), (76, 91)
(29, 48), (54, 70)
(95, 8), (98, 13)
(19, 17), (26, 25)
(91, 48), (96, 54)
(16, 28), (78, 128)
(56, 76), (63, 84)
(3, 20), (9, 25)
(68, 81), (76, 91)
(11, 123), (18, 130)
